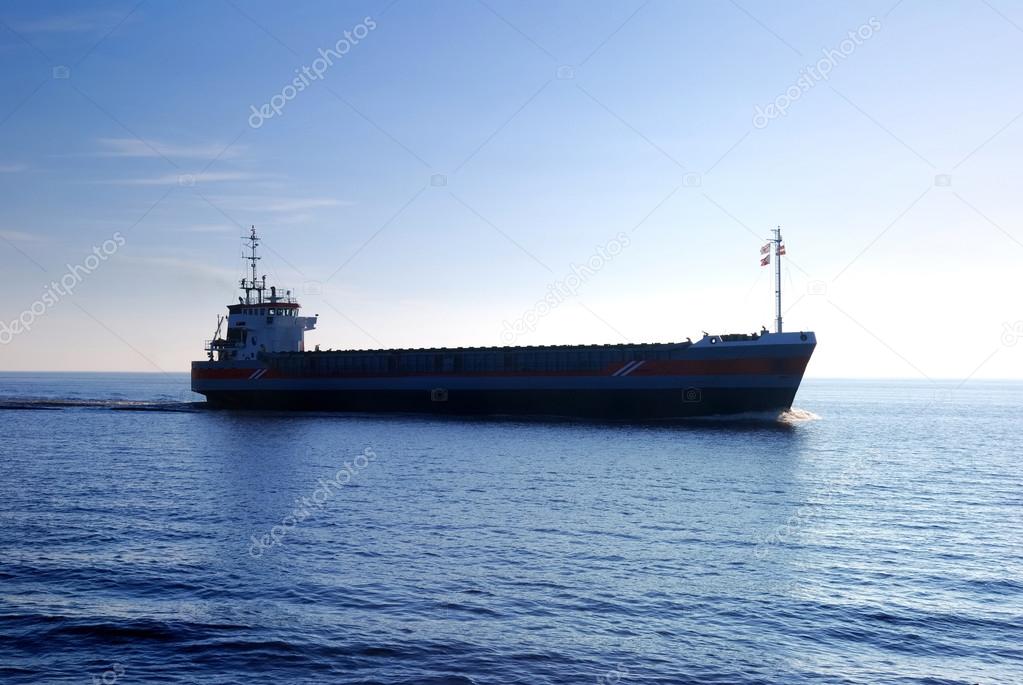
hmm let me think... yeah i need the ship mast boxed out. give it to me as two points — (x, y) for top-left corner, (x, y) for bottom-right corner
(772, 226), (783, 333)
(242, 225), (263, 305)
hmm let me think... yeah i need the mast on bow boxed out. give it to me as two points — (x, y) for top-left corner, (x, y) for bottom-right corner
(772, 226), (783, 333)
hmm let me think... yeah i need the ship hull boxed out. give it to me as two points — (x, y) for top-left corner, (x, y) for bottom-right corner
(197, 385), (800, 419)
(192, 332), (816, 420)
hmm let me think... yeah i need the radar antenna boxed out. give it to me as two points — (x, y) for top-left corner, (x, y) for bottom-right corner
(245, 226), (260, 286)
(241, 226), (263, 304)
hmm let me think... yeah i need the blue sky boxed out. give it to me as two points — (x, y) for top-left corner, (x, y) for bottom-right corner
(0, 0), (1021, 378)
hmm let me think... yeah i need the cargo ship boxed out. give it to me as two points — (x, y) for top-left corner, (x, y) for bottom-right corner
(191, 228), (815, 418)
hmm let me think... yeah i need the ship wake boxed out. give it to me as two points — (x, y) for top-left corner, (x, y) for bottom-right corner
(0, 398), (203, 413)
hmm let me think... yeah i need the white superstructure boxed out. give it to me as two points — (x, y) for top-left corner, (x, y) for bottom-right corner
(206, 227), (316, 361)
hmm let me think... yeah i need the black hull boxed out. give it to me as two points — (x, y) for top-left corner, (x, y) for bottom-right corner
(201, 386), (799, 419)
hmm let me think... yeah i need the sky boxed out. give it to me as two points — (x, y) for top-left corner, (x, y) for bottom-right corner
(0, 0), (1021, 379)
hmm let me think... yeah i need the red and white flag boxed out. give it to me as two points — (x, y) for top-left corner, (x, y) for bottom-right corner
(760, 243), (771, 255)
(760, 253), (771, 267)
(777, 243), (787, 256)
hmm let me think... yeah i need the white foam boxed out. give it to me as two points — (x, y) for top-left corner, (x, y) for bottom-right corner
(779, 407), (822, 423)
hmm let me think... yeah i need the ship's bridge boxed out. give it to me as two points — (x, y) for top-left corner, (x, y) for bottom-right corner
(205, 227), (317, 361)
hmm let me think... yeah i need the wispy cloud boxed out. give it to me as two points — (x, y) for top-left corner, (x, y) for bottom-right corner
(261, 198), (348, 212)
(0, 229), (48, 243)
(0, 164), (28, 173)
(8, 10), (136, 34)
(97, 137), (247, 160)
(102, 171), (261, 186)
(211, 195), (351, 213)
(181, 224), (238, 234)
(274, 213), (314, 225)
(119, 255), (237, 283)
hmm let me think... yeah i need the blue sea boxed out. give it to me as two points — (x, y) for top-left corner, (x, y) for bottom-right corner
(0, 373), (1020, 684)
